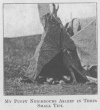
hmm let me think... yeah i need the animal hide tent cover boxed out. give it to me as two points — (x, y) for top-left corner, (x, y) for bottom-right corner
(25, 4), (95, 81)
(72, 19), (97, 67)
(25, 16), (88, 81)
(25, 16), (64, 80)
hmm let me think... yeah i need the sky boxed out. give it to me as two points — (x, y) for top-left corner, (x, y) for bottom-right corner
(4, 3), (96, 37)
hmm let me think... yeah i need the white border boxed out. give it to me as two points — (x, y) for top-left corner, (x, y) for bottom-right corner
(0, 0), (100, 110)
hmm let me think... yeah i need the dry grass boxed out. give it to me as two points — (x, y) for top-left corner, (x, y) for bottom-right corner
(4, 77), (97, 95)
(4, 34), (97, 95)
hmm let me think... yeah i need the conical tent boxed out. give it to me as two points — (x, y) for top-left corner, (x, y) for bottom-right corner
(25, 4), (88, 82)
(25, 15), (63, 80)
(72, 19), (97, 67)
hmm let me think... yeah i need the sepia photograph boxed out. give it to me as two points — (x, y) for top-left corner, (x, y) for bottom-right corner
(3, 3), (97, 95)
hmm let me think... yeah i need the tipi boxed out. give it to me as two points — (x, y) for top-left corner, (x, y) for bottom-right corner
(24, 4), (88, 83)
